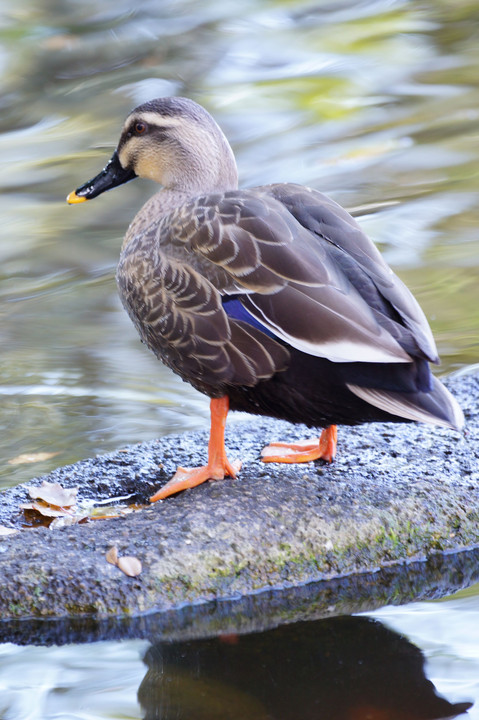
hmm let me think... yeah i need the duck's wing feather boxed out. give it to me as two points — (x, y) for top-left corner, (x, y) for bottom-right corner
(166, 184), (438, 365)
(116, 250), (289, 391)
(269, 184), (438, 362)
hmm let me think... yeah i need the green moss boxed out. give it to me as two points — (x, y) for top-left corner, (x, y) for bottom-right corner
(8, 602), (26, 616)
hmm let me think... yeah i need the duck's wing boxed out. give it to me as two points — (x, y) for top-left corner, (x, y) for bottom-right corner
(269, 184), (438, 362)
(117, 245), (290, 391)
(166, 184), (438, 366)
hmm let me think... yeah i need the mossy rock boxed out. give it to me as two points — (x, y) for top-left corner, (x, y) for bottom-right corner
(0, 372), (477, 634)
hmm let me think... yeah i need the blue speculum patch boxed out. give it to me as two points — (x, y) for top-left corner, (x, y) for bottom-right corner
(222, 297), (276, 339)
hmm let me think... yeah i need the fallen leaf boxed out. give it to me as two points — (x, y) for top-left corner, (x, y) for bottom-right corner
(8, 452), (60, 466)
(28, 481), (78, 508)
(21, 502), (75, 518)
(105, 547), (142, 576)
(23, 481), (79, 527)
(117, 556), (142, 577)
(0, 526), (18, 536)
(106, 546), (119, 565)
(22, 482), (145, 529)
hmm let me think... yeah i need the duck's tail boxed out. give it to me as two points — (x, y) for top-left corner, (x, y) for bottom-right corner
(346, 376), (464, 431)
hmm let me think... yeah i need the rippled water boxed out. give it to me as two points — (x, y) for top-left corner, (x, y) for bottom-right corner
(1, 0), (479, 716)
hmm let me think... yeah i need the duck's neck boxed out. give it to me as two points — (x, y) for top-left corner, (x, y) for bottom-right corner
(121, 189), (192, 247)
(123, 121), (239, 245)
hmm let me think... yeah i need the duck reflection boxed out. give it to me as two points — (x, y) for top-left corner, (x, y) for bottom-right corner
(138, 615), (472, 720)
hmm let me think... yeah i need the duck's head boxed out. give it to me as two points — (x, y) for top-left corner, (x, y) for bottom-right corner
(67, 97), (238, 204)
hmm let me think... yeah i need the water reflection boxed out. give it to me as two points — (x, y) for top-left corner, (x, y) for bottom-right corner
(0, 602), (477, 719)
(138, 617), (472, 719)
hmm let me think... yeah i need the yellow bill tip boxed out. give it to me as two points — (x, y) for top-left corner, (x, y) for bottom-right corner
(66, 190), (87, 204)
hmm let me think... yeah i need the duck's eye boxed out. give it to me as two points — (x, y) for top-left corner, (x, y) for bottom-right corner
(134, 121), (147, 135)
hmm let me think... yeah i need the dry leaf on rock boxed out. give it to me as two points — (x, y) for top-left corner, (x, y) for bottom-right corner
(23, 481), (80, 527)
(23, 482), (143, 529)
(21, 502), (74, 518)
(117, 556), (142, 577)
(28, 481), (78, 508)
(105, 546), (142, 577)
(105, 546), (119, 565)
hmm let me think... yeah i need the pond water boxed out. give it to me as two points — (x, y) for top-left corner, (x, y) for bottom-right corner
(1, 0), (479, 717)
(1, 587), (479, 718)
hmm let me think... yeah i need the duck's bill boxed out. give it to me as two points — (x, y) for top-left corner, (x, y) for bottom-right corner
(67, 150), (137, 204)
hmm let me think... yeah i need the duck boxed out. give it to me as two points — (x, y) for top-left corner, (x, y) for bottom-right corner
(67, 96), (464, 501)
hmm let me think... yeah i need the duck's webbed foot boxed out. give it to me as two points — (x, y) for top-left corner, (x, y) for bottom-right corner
(260, 425), (337, 464)
(150, 457), (241, 501)
(150, 395), (241, 502)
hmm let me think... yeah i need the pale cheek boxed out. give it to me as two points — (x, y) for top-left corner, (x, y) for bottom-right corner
(118, 145), (134, 170)
(137, 156), (165, 182)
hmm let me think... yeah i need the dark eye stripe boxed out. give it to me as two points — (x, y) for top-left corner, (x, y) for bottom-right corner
(118, 121), (171, 152)
(152, 128), (170, 142)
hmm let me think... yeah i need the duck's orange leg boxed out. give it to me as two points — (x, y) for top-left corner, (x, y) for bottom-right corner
(150, 396), (241, 502)
(260, 425), (337, 464)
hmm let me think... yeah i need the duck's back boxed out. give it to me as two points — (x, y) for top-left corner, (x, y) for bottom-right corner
(116, 182), (462, 432)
